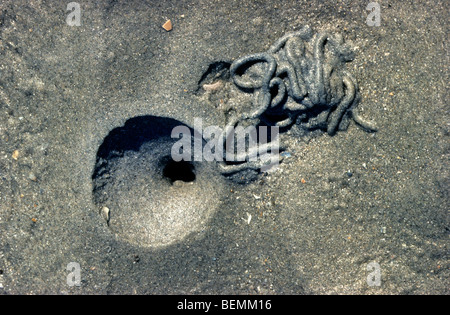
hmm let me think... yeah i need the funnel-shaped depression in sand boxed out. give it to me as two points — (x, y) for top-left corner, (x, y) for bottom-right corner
(92, 115), (226, 248)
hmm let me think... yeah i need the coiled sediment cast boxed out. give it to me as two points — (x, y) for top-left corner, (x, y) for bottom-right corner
(212, 27), (377, 175)
(229, 26), (377, 135)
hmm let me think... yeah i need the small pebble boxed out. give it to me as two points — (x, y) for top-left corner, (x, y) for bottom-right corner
(172, 180), (186, 187)
(28, 172), (37, 181)
(12, 150), (19, 160)
(162, 19), (172, 31)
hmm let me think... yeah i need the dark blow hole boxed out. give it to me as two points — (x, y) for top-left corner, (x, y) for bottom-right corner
(162, 158), (196, 183)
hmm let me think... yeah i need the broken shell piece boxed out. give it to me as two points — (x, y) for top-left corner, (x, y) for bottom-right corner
(162, 19), (172, 31)
(101, 206), (110, 225)
(203, 81), (224, 92)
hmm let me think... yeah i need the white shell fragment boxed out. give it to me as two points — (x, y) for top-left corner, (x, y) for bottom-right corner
(101, 206), (110, 225)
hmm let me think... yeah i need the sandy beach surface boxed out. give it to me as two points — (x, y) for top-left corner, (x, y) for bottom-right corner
(0, 0), (448, 294)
